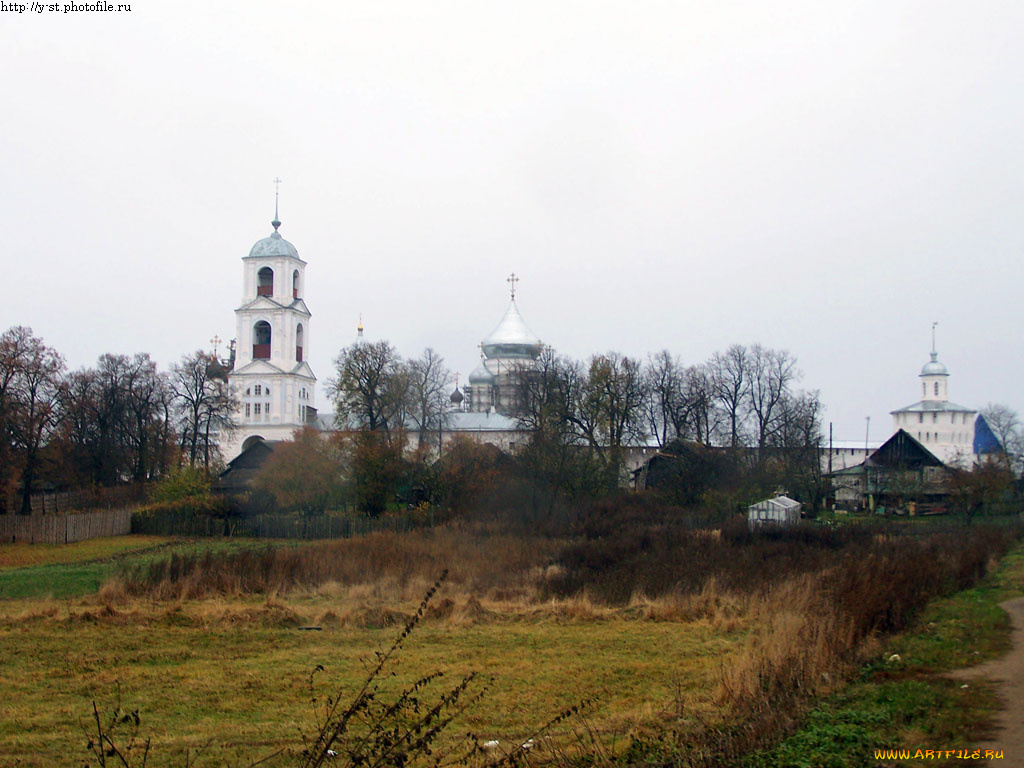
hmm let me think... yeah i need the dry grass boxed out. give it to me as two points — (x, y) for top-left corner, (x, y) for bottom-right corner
(0, 587), (734, 767)
(111, 528), (564, 603)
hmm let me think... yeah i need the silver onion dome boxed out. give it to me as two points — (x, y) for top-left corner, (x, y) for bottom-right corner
(468, 362), (495, 384)
(481, 300), (542, 360)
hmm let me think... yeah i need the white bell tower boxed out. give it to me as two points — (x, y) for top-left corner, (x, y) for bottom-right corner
(221, 184), (317, 460)
(919, 322), (949, 402)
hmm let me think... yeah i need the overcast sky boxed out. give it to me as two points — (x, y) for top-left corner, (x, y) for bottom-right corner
(3, 1), (1022, 442)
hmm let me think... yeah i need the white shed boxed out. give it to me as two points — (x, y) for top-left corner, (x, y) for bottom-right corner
(747, 495), (802, 529)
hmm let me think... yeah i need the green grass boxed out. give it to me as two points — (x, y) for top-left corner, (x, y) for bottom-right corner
(0, 536), (294, 599)
(0, 535), (170, 570)
(738, 543), (1024, 767)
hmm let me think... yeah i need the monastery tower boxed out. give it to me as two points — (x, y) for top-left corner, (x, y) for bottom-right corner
(890, 326), (977, 464)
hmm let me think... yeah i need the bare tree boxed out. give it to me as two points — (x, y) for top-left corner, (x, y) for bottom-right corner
(748, 344), (799, 459)
(0, 327), (36, 513)
(516, 347), (602, 508)
(5, 330), (65, 513)
(772, 389), (825, 508)
(643, 350), (688, 447)
(330, 340), (410, 439)
(572, 352), (647, 489)
(684, 363), (720, 446)
(407, 347), (452, 450)
(172, 350), (236, 469)
(710, 344), (750, 448)
(122, 353), (174, 481)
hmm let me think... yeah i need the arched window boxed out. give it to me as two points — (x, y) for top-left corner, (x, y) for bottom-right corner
(293, 269), (300, 299)
(934, 382), (939, 396)
(253, 321), (271, 359)
(296, 323), (304, 362)
(922, 383), (926, 396)
(257, 267), (274, 297)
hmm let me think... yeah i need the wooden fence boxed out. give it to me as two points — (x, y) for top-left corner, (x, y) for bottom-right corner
(131, 509), (430, 540)
(16, 485), (148, 515)
(0, 509), (133, 545)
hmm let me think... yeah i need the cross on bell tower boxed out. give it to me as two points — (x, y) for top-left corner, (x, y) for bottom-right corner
(272, 177), (283, 231)
(506, 272), (519, 300)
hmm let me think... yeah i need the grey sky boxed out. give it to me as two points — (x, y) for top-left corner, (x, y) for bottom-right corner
(3, 1), (1022, 442)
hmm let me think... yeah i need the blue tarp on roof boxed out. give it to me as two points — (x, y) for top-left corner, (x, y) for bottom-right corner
(973, 414), (1003, 454)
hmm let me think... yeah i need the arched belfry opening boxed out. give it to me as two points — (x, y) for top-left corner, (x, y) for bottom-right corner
(293, 269), (300, 299)
(257, 267), (274, 297)
(296, 323), (304, 362)
(253, 321), (271, 359)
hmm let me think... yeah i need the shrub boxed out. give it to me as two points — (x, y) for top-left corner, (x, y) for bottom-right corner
(150, 466), (213, 504)
(252, 428), (348, 515)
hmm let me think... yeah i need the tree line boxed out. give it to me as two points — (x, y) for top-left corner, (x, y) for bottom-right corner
(7, 321), (1019, 519)
(322, 339), (826, 514)
(0, 326), (235, 514)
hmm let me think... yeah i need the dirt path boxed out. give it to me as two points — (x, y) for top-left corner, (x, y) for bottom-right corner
(949, 597), (1024, 764)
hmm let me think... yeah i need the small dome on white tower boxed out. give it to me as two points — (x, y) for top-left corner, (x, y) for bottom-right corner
(920, 352), (948, 377)
(248, 218), (300, 259)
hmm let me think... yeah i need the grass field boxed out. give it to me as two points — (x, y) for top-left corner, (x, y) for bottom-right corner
(0, 534), (748, 766)
(0, 514), (1018, 767)
(0, 555), (745, 765)
(0, 599), (739, 765)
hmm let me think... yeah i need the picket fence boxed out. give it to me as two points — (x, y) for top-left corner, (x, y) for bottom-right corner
(0, 508), (133, 544)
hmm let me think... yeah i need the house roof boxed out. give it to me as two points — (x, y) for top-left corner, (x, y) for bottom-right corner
(750, 495), (801, 509)
(826, 429), (945, 476)
(445, 411), (520, 431)
(891, 400), (975, 414)
(974, 414), (1003, 454)
(213, 439), (280, 493)
(866, 429), (944, 468)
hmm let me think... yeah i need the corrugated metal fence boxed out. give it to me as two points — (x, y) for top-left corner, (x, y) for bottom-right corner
(0, 509), (133, 544)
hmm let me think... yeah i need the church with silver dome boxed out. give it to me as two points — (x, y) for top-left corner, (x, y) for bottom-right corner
(463, 274), (543, 415)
